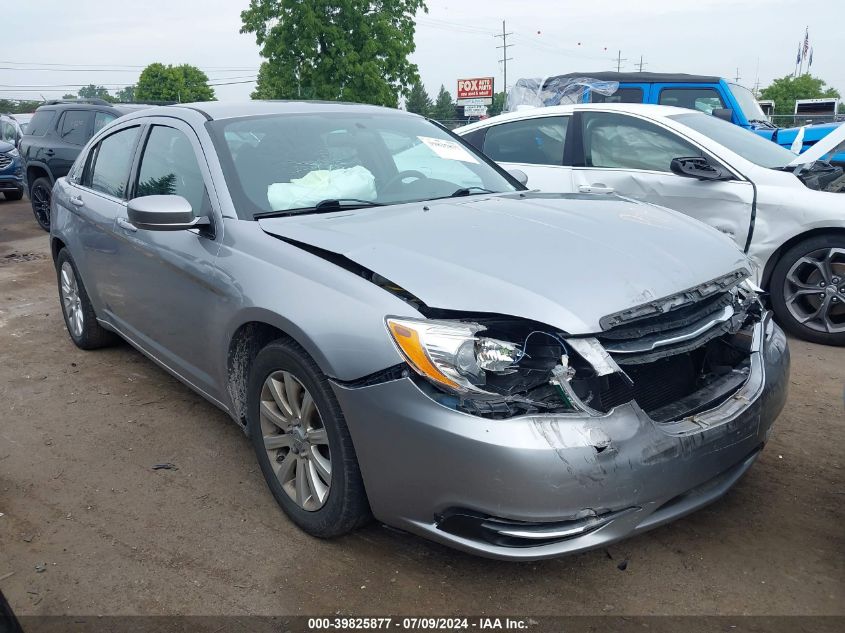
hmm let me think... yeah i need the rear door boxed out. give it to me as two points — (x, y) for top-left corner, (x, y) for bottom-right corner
(475, 114), (573, 191)
(571, 110), (755, 249)
(65, 123), (143, 315)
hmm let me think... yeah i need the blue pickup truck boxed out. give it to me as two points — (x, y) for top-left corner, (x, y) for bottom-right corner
(547, 72), (844, 165)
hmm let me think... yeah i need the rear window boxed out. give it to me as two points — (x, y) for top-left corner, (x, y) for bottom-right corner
(26, 111), (56, 136)
(590, 88), (644, 104)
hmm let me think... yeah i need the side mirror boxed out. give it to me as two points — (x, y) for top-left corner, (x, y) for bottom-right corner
(670, 157), (731, 181)
(712, 108), (734, 122)
(127, 195), (209, 231)
(508, 168), (528, 186)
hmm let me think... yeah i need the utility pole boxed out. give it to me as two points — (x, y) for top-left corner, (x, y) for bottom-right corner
(635, 55), (647, 72)
(734, 67), (741, 83)
(615, 50), (627, 72)
(494, 20), (514, 100)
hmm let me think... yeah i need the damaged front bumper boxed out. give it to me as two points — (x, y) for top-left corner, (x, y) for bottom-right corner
(330, 314), (789, 560)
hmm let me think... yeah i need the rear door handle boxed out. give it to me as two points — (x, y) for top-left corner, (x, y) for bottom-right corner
(70, 195), (84, 207)
(579, 184), (615, 194)
(117, 217), (137, 232)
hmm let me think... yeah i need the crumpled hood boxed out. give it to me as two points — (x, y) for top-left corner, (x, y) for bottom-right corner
(259, 193), (750, 334)
(788, 121), (845, 166)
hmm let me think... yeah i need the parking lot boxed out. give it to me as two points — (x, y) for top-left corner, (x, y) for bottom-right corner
(0, 196), (842, 617)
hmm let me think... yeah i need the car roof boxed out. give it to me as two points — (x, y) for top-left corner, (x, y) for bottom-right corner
(131, 100), (417, 122)
(544, 71), (724, 84)
(457, 103), (695, 132)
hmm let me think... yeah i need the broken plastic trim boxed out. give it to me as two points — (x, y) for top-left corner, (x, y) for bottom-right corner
(436, 506), (639, 548)
(599, 269), (748, 330)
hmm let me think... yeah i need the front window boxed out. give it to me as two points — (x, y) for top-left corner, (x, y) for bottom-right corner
(136, 126), (206, 215)
(669, 112), (797, 169)
(728, 83), (767, 121)
(581, 112), (702, 172)
(209, 112), (519, 218)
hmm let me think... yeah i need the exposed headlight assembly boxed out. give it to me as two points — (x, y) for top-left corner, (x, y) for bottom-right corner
(385, 317), (521, 394)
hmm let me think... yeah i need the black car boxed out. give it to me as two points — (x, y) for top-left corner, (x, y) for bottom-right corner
(19, 99), (148, 230)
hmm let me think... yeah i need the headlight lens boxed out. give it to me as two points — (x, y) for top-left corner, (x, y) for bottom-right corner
(386, 317), (522, 394)
(6, 147), (19, 158)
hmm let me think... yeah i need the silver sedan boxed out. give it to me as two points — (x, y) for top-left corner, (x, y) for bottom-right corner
(49, 101), (788, 560)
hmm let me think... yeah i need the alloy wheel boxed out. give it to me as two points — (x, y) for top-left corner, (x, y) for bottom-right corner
(783, 247), (845, 334)
(60, 261), (84, 338)
(32, 184), (51, 229)
(259, 371), (332, 511)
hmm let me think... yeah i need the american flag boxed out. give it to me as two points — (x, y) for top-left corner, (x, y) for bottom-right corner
(802, 27), (810, 60)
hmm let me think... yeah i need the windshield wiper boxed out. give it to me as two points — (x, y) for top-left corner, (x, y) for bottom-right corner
(748, 119), (776, 129)
(254, 198), (384, 219)
(449, 186), (497, 197)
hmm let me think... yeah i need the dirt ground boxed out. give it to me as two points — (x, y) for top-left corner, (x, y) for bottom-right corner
(0, 195), (842, 618)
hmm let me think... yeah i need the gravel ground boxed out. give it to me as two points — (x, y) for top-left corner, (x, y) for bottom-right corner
(0, 196), (842, 618)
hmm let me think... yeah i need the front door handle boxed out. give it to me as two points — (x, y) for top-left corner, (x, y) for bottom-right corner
(579, 184), (615, 194)
(117, 217), (137, 232)
(70, 195), (84, 207)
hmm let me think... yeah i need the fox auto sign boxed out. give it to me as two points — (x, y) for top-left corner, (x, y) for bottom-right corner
(457, 77), (494, 100)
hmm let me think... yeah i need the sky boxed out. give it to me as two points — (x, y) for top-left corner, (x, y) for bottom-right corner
(2, 0), (843, 104)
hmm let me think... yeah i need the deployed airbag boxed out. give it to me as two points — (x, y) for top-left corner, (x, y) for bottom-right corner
(267, 166), (377, 211)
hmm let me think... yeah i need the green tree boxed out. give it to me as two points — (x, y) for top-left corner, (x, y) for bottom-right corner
(761, 74), (841, 116)
(135, 63), (215, 103)
(488, 91), (506, 117)
(0, 99), (40, 114)
(405, 80), (432, 116)
(241, 0), (427, 107)
(115, 85), (136, 103)
(78, 84), (115, 102)
(431, 84), (455, 121)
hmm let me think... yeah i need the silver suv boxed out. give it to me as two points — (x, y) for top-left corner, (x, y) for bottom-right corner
(50, 101), (789, 560)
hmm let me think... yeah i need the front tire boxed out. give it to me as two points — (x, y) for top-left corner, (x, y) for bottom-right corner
(56, 249), (118, 350)
(769, 234), (845, 346)
(248, 339), (371, 537)
(30, 177), (52, 231)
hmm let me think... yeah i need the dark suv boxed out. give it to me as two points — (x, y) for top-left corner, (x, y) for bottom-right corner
(19, 99), (148, 230)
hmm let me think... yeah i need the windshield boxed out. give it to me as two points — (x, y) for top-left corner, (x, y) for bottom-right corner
(670, 112), (798, 169)
(728, 83), (767, 121)
(209, 112), (520, 218)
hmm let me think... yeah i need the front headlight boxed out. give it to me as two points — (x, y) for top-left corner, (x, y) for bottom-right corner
(6, 147), (19, 158)
(385, 317), (521, 394)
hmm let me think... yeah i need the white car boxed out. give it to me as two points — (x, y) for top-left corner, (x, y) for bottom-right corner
(457, 103), (845, 345)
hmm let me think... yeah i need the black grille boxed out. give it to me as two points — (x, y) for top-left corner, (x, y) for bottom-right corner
(597, 353), (698, 413)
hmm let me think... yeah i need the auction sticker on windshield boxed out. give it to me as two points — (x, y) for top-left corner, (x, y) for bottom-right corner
(418, 136), (479, 163)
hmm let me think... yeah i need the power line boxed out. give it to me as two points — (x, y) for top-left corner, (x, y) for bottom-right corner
(0, 60), (259, 71)
(494, 20), (514, 99)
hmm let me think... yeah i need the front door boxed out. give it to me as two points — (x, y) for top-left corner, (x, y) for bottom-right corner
(110, 119), (224, 398)
(571, 110), (755, 249)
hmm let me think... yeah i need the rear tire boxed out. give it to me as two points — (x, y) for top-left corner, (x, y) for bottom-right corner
(769, 234), (845, 346)
(30, 177), (52, 231)
(56, 249), (118, 350)
(248, 339), (371, 537)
